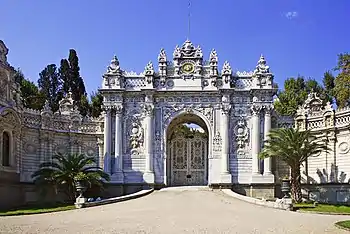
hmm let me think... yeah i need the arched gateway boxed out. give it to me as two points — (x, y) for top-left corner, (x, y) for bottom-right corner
(100, 39), (276, 195)
(166, 112), (209, 186)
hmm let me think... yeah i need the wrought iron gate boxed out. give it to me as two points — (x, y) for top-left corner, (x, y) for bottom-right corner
(168, 133), (208, 186)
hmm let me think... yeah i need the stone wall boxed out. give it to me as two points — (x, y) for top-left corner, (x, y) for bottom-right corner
(276, 92), (350, 203)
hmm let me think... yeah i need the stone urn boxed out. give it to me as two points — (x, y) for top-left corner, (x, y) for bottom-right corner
(75, 180), (87, 198)
(281, 178), (291, 198)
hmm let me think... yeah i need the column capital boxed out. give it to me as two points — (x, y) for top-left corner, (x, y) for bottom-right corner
(264, 105), (273, 116)
(113, 104), (123, 116)
(251, 104), (262, 116)
(97, 137), (104, 146)
(142, 103), (154, 117)
(221, 103), (231, 116)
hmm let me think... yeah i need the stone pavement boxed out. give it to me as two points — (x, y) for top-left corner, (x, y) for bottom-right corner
(0, 187), (349, 234)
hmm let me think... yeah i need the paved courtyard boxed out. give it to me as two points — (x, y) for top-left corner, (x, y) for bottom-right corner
(0, 187), (349, 234)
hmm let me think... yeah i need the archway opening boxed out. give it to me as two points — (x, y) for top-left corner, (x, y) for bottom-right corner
(166, 113), (209, 186)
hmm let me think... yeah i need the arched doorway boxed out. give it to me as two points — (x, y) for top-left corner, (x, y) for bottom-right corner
(166, 113), (209, 186)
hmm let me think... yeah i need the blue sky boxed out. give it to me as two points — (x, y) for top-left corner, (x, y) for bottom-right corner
(1, 0), (349, 95)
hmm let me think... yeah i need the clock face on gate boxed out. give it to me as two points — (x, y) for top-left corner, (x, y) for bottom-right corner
(181, 62), (195, 74)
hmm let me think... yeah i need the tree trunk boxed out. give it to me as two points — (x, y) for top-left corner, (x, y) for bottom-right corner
(291, 165), (302, 203)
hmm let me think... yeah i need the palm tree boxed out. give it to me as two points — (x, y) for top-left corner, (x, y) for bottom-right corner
(32, 153), (110, 202)
(259, 128), (329, 203)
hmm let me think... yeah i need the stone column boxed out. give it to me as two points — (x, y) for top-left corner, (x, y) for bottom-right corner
(221, 104), (230, 174)
(263, 106), (272, 176)
(220, 100), (232, 184)
(103, 110), (112, 174)
(143, 100), (155, 184)
(113, 105), (124, 182)
(251, 105), (261, 176)
(97, 138), (104, 169)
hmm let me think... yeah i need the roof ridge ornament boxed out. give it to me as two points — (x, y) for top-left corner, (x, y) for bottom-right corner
(106, 55), (121, 75)
(158, 48), (167, 62)
(144, 61), (154, 76)
(222, 61), (232, 75)
(253, 54), (270, 74)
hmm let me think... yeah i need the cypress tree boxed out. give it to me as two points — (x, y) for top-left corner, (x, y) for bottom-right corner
(38, 64), (62, 112)
(59, 59), (71, 95)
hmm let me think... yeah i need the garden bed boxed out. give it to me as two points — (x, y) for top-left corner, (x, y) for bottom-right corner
(0, 203), (75, 216)
(294, 202), (350, 214)
(335, 220), (350, 231)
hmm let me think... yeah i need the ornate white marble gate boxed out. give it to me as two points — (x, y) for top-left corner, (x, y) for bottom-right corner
(100, 39), (276, 188)
(168, 133), (208, 186)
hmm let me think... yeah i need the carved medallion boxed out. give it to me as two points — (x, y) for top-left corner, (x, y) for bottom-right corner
(339, 142), (350, 154)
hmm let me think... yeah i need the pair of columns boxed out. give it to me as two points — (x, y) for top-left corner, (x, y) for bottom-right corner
(103, 109), (123, 177)
(217, 101), (273, 183)
(103, 103), (154, 183)
(251, 105), (272, 177)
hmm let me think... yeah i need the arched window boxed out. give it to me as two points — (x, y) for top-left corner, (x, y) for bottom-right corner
(2, 131), (10, 166)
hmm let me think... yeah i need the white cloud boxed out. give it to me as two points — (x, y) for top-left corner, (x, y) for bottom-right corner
(285, 11), (298, 19)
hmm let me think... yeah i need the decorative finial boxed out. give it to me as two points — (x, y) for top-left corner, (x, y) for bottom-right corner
(144, 61), (154, 76)
(210, 49), (218, 64)
(158, 48), (167, 62)
(106, 55), (121, 74)
(222, 61), (232, 75)
(254, 54), (270, 74)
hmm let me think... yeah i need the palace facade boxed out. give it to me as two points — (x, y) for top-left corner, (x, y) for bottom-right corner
(1, 39), (350, 208)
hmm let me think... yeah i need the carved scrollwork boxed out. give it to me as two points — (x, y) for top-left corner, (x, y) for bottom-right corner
(141, 103), (154, 117)
(250, 104), (262, 116)
(263, 105), (273, 116)
(234, 118), (249, 149)
(212, 131), (222, 152)
(114, 104), (123, 116)
(129, 121), (144, 155)
(221, 103), (231, 115)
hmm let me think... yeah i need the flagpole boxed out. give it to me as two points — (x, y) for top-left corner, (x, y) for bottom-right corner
(188, 0), (191, 39)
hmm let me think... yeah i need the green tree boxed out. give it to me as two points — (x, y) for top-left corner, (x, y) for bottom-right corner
(322, 71), (335, 104)
(89, 91), (103, 118)
(274, 76), (308, 116)
(274, 76), (328, 116)
(259, 128), (329, 203)
(67, 49), (89, 116)
(79, 94), (90, 117)
(334, 53), (350, 108)
(14, 68), (45, 110)
(31, 153), (110, 202)
(58, 59), (71, 95)
(38, 64), (62, 112)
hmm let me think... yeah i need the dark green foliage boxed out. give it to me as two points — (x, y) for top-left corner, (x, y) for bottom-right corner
(14, 68), (45, 110)
(274, 76), (330, 116)
(31, 153), (110, 202)
(89, 91), (103, 118)
(79, 94), (90, 117)
(68, 50), (87, 101)
(57, 49), (89, 116)
(170, 124), (207, 139)
(38, 64), (62, 112)
(259, 128), (329, 203)
(322, 71), (335, 104)
(58, 59), (70, 95)
(334, 53), (350, 108)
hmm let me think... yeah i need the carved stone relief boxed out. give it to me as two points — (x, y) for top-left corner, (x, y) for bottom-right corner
(123, 111), (144, 156)
(230, 118), (251, 159)
(212, 131), (222, 153)
(339, 142), (350, 154)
